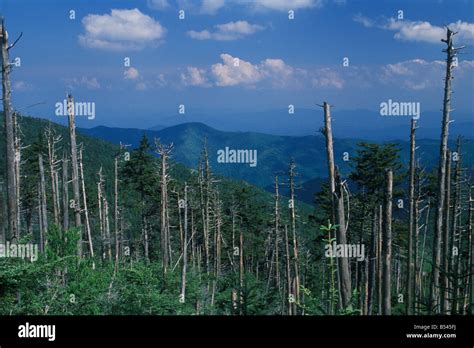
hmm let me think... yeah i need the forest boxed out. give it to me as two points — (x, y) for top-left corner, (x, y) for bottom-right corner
(0, 21), (473, 317)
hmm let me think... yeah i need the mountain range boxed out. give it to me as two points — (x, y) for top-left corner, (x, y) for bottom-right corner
(80, 122), (474, 203)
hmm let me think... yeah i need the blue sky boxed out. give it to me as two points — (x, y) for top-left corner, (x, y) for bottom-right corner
(1, 0), (473, 129)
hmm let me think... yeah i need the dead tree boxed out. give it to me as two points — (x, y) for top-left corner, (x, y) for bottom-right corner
(79, 147), (94, 267)
(274, 176), (281, 293)
(288, 160), (301, 312)
(97, 167), (105, 259)
(181, 183), (189, 303)
(45, 124), (62, 226)
(62, 154), (69, 231)
(430, 28), (464, 314)
(368, 205), (378, 315)
(67, 94), (82, 257)
(441, 151), (452, 313)
(407, 118), (417, 314)
(1, 21), (20, 240)
(113, 154), (120, 272)
(450, 138), (462, 313)
(321, 102), (352, 309)
(155, 140), (173, 274)
(38, 154), (48, 252)
(382, 169), (393, 315)
(13, 112), (21, 233)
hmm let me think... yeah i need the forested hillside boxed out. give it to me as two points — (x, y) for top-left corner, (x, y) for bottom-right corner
(80, 122), (474, 195)
(0, 19), (472, 318)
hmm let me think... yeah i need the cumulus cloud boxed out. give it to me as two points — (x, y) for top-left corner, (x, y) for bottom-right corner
(147, 0), (170, 10)
(354, 15), (474, 44)
(124, 67), (140, 80)
(378, 58), (474, 90)
(64, 76), (101, 90)
(201, 0), (226, 14)
(188, 20), (264, 41)
(79, 8), (166, 50)
(181, 67), (210, 86)
(311, 68), (345, 89)
(211, 54), (263, 86)
(174, 0), (322, 15)
(249, 0), (323, 11)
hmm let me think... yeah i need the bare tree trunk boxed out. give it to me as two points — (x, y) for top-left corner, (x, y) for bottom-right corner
(288, 161), (300, 312)
(274, 176), (281, 293)
(38, 184), (44, 253)
(1, 22), (19, 240)
(430, 28), (462, 314)
(335, 168), (352, 309)
(407, 118), (417, 314)
(79, 147), (94, 268)
(284, 224), (292, 315)
(451, 138), (462, 313)
(62, 154), (69, 231)
(104, 197), (112, 261)
(97, 167), (104, 259)
(441, 151), (452, 313)
(114, 156), (119, 272)
(13, 112), (21, 234)
(46, 125), (61, 226)
(382, 169), (393, 315)
(368, 206), (378, 315)
(67, 95), (82, 257)
(181, 183), (188, 303)
(321, 102), (352, 309)
(377, 204), (383, 315)
(156, 141), (173, 274)
(38, 154), (48, 251)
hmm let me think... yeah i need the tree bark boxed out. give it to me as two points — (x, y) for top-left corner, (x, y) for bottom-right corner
(62, 154), (69, 231)
(407, 118), (416, 314)
(382, 169), (393, 315)
(38, 154), (48, 252)
(441, 151), (452, 314)
(1, 22), (19, 240)
(67, 94), (82, 257)
(430, 28), (460, 314)
(79, 147), (94, 267)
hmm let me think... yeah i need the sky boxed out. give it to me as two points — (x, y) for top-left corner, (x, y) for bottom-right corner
(1, 0), (473, 129)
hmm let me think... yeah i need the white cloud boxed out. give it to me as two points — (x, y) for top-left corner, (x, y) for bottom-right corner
(249, 0), (322, 11)
(211, 54), (263, 86)
(311, 68), (344, 89)
(79, 8), (166, 50)
(64, 76), (101, 90)
(201, 0), (226, 14)
(188, 20), (264, 41)
(13, 80), (33, 91)
(181, 67), (210, 86)
(147, 0), (170, 10)
(354, 15), (474, 44)
(124, 67), (140, 80)
(378, 58), (474, 90)
(353, 14), (374, 28)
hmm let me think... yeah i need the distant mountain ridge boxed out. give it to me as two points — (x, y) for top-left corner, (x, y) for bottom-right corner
(131, 109), (473, 139)
(80, 122), (474, 203)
